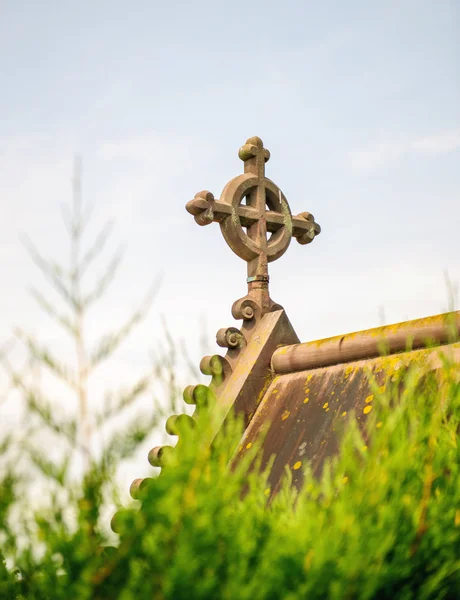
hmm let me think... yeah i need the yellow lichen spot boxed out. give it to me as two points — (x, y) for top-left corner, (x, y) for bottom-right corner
(281, 410), (290, 420)
(326, 408), (330, 412)
(306, 374), (313, 382)
(272, 389), (279, 395)
(303, 397), (310, 404)
(342, 411), (347, 417)
(304, 388), (310, 394)
(379, 385), (386, 394)
(342, 476), (348, 484)
(264, 488), (270, 497)
(363, 405), (373, 414)
(376, 421), (383, 428)
(331, 391), (335, 396)
(246, 442), (252, 449)
(365, 395), (374, 404)
(344, 365), (353, 378)
(455, 510), (460, 527)
(293, 461), (302, 470)
(323, 402), (329, 409)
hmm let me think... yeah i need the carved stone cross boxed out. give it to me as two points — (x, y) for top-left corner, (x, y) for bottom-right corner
(186, 136), (321, 314)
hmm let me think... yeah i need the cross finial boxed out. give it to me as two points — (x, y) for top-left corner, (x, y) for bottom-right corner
(238, 136), (270, 179)
(186, 136), (321, 315)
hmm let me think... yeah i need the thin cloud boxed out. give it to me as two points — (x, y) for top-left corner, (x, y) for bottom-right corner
(96, 134), (204, 167)
(411, 130), (460, 154)
(349, 130), (460, 173)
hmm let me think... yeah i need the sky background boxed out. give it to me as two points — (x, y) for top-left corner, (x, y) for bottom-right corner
(1, 0), (459, 488)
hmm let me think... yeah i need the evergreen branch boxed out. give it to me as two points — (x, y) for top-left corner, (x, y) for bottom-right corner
(0, 338), (17, 408)
(25, 393), (78, 447)
(3, 360), (79, 447)
(0, 337), (16, 361)
(1, 348), (75, 451)
(79, 220), (115, 277)
(70, 154), (84, 240)
(60, 201), (72, 236)
(15, 329), (78, 390)
(88, 282), (159, 370)
(79, 199), (95, 238)
(28, 287), (76, 337)
(21, 235), (77, 310)
(27, 447), (71, 487)
(82, 249), (124, 310)
(152, 318), (182, 413)
(0, 432), (14, 456)
(100, 412), (160, 467)
(95, 374), (152, 428)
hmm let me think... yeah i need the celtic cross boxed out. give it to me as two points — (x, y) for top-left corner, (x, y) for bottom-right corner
(186, 136), (321, 315)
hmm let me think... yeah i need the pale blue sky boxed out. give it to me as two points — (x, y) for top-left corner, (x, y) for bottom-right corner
(1, 1), (459, 477)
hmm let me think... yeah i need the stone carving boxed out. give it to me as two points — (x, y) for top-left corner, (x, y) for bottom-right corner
(186, 136), (321, 316)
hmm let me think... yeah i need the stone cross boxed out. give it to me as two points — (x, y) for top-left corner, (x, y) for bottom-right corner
(186, 136), (321, 314)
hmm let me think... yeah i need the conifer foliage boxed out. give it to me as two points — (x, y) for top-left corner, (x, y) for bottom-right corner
(1, 355), (459, 599)
(3, 157), (161, 477)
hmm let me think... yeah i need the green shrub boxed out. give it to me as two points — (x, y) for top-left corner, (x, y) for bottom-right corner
(1, 355), (459, 599)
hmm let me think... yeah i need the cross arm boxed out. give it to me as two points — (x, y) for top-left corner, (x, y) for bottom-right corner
(186, 195), (263, 227)
(186, 192), (233, 225)
(186, 191), (321, 245)
(265, 210), (321, 244)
